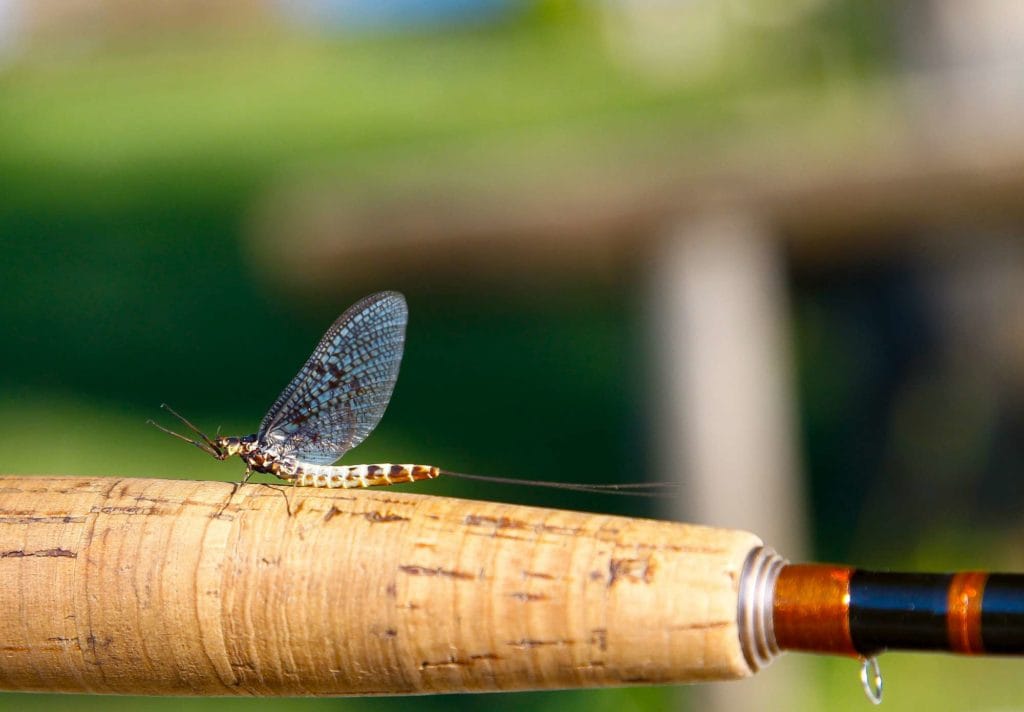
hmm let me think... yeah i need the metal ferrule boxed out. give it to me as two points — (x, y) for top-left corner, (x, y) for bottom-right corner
(737, 545), (787, 672)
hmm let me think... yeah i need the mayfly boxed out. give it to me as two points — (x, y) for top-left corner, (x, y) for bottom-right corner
(150, 291), (669, 496)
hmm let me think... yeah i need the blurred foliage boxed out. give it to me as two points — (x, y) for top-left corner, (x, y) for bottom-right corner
(0, 2), (891, 426)
(0, 684), (672, 712)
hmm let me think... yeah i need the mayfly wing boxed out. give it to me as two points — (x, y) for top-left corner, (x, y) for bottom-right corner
(257, 291), (408, 465)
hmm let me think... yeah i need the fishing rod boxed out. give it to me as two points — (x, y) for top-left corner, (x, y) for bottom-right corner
(739, 547), (1023, 703)
(0, 475), (1019, 702)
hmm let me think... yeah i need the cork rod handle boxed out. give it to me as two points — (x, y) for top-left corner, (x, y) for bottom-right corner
(0, 476), (762, 696)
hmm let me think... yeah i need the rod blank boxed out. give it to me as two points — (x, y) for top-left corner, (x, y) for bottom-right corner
(0, 476), (762, 696)
(771, 564), (1024, 658)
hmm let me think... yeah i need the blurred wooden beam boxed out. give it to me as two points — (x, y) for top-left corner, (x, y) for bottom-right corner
(248, 114), (1024, 293)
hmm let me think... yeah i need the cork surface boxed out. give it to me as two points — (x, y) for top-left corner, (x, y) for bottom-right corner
(0, 476), (761, 695)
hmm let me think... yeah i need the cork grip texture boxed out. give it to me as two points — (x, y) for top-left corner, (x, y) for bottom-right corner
(0, 477), (761, 695)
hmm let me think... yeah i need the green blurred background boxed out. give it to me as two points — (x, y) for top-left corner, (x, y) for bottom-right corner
(2, 0), (1024, 709)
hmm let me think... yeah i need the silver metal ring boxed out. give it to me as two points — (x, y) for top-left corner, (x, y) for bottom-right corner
(860, 656), (883, 705)
(736, 545), (787, 672)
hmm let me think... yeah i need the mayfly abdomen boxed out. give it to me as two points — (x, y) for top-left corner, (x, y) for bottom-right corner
(290, 463), (440, 489)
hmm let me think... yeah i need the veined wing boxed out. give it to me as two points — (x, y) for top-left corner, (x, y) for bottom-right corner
(258, 291), (408, 465)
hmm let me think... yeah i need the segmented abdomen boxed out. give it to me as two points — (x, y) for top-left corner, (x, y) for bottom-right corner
(286, 463), (440, 489)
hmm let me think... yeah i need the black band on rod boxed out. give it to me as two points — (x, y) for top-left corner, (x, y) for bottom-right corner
(981, 574), (1024, 654)
(849, 571), (953, 655)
